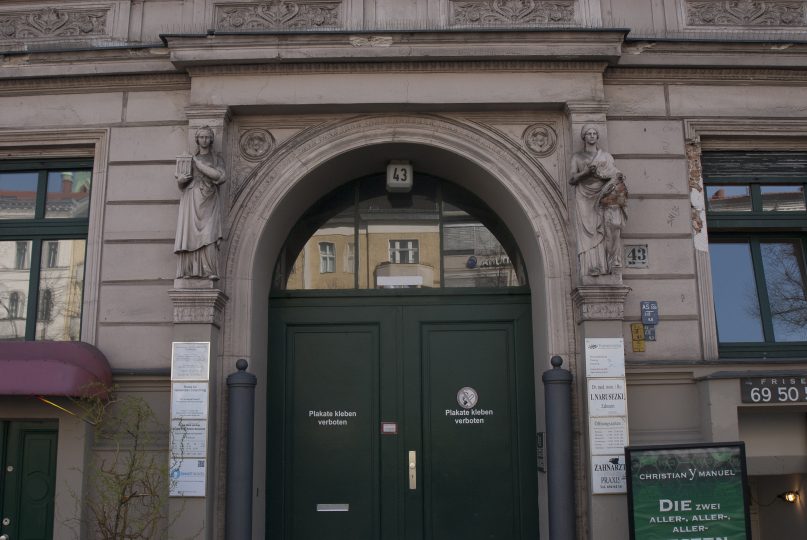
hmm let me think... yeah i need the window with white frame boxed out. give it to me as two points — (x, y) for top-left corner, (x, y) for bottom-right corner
(0, 160), (91, 341)
(319, 242), (336, 273)
(389, 239), (419, 264)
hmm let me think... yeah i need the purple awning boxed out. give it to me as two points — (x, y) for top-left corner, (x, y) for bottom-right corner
(0, 341), (112, 398)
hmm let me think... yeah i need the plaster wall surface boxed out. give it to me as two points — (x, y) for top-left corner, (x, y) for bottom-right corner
(190, 70), (606, 107)
(669, 85), (807, 117)
(607, 120), (685, 156)
(98, 283), (175, 325)
(109, 125), (188, 162)
(615, 158), (689, 194)
(103, 204), (178, 241)
(124, 90), (191, 122)
(620, 238), (695, 274)
(96, 324), (174, 370)
(623, 320), (702, 360)
(101, 243), (176, 281)
(0, 93), (124, 127)
(604, 84), (667, 117)
(107, 163), (180, 201)
(626, 373), (703, 443)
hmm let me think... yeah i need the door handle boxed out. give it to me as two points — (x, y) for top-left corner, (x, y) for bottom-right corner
(408, 450), (416, 490)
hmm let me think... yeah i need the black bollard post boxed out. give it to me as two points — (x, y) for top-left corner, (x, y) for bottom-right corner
(542, 355), (576, 540)
(226, 359), (257, 540)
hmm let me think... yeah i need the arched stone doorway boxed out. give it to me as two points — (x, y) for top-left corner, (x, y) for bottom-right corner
(219, 114), (576, 538)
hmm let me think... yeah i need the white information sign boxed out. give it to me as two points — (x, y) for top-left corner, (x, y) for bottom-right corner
(592, 454), (627, 494)
(171, 419), (208, 458)
(170, 458), (206, 497)
(171, 342), (210, 381)
(589, 417), (629, 455)
(584, 338), (625, 378)
(171, 382), (209, 419)
(587, 378), (627, 417)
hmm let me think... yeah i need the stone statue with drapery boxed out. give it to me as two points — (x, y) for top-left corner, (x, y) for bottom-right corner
(174, 126), (226, 280)
(569, 124), (628, 278)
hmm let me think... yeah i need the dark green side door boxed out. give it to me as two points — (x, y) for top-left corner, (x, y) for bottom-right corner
(269, 292), (538, 540)
(0, 421), (58, 540)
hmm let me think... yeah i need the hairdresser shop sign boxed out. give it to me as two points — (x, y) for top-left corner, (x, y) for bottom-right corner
(626, 443), (751, 540)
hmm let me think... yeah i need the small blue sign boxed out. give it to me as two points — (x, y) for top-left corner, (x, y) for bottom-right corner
(643, 325), (656, 342)
(640, 300), (659, 325)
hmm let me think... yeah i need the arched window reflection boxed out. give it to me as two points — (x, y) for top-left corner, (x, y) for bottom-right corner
(273, 174), (526, 291)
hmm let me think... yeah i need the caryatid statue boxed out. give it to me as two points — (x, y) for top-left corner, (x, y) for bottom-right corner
(174, 126), (226, 280)
(569, 124), (628, 278)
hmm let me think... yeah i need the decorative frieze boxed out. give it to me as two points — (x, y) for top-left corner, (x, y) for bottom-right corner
(0, 5), (109, 40)
(686, 0), (807, 27)
(451, 0), (576, 26)
(215, 1), (341, 31)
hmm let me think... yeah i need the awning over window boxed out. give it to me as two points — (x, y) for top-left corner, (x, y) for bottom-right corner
(0, 341), (112, 398)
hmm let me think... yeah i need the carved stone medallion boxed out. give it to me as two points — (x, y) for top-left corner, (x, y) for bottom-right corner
(239, 129), (275, 161)
(451, 0), (575, 26)
(686, 1), (806, 27)
(215, 1), (341, 31)
(522, 123), (558, 157)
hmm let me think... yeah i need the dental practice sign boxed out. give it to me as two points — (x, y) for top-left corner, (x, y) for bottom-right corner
(626, 443), (751, 540)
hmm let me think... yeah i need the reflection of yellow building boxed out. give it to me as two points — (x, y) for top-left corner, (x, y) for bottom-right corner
(0, 239), (85, 341)
(286, 224), (442, 289)
(284, 221), (517, 290)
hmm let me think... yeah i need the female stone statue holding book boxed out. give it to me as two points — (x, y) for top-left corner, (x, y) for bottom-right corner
(174, 126), (226, 280)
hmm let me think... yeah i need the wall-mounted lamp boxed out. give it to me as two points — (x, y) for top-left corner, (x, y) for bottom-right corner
(778, 490), (799, 504)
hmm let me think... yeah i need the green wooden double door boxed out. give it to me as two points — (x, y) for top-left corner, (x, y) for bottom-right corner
(0, 421), (58, 540)
(269, 293), (539, 540)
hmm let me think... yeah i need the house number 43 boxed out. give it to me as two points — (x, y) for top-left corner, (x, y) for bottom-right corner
(386, 161), (413, 193)
(624, 244), (648, 268)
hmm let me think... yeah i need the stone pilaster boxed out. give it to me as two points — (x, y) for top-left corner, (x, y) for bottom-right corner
(168, 284), (228, 540)
(571, 284), (630, 540)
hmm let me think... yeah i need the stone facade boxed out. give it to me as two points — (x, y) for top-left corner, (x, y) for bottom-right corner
(1, 1), (806, 539)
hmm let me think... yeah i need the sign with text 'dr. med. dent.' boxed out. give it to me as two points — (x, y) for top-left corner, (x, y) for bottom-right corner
(626, 442), (751, 540)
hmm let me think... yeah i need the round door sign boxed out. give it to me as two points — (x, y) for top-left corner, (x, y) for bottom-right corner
(457, 387), (479, 409)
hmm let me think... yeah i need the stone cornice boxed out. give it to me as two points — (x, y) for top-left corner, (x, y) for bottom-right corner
(605, 66), (807, 84)
(186, 59), (610, 76)
(162, 29), (627, 68)
(0, 46), (174, 79)
(618, 38), (807, 69)
(0, 72), (189, 96)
